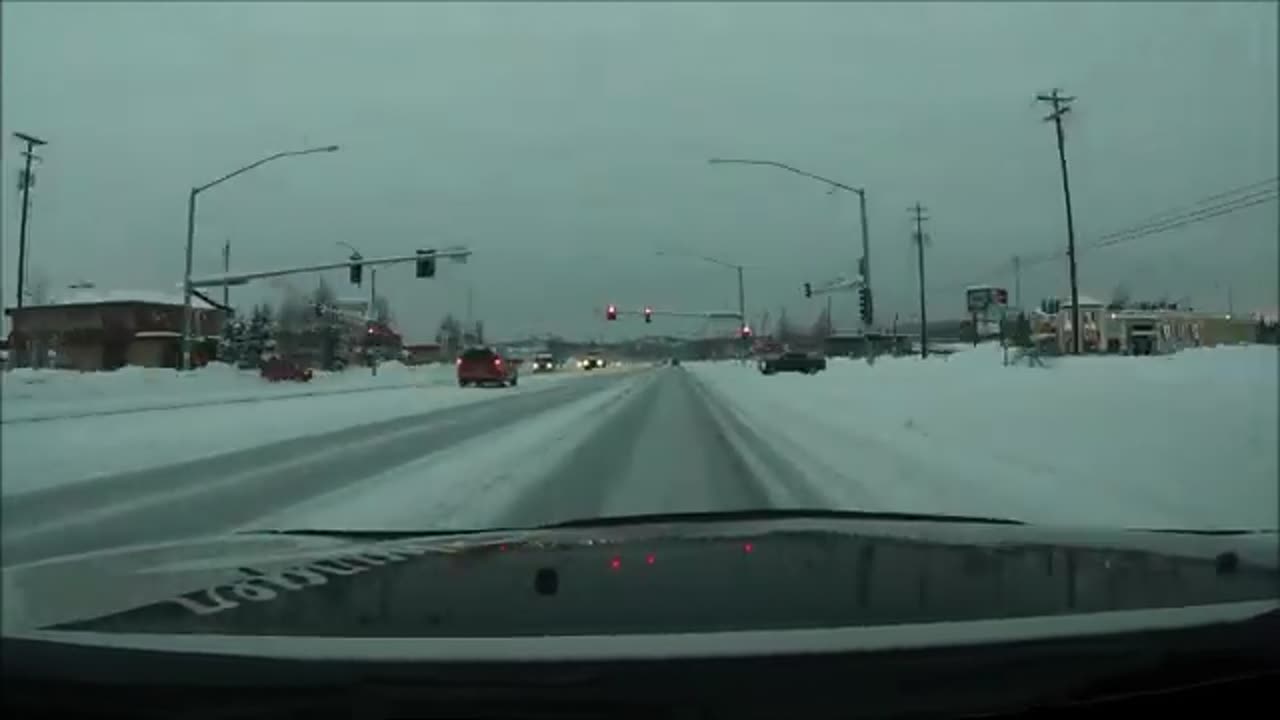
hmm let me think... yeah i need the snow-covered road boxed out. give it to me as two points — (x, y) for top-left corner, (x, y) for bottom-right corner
(3, 344), (1274, 568)
(1, 370), (642, 566)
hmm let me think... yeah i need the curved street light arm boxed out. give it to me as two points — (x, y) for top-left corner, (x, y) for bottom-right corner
(708, 157), (864, 196)
(195, 145), (340, 194)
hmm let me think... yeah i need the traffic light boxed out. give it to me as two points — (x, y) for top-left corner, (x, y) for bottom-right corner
(314, 302), (325, 318)
(644, 306), (653, 324)
(739, 324), (753, 338)
(803, 282), (812, 298)
(606, 304), (618, 321)
(994, 288), (1009, 305)
(348, 254), (363, 286)
(859, 286), (873, 326)
(416, 249), (436, 278)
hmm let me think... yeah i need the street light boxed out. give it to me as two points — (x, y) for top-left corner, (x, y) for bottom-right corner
(655, 250), (745, 327)
(656, 250), (748, 356)
(707, 157), (874, 328)
(181, 144), (340, 370)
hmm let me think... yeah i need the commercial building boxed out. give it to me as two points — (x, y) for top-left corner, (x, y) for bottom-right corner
(4, 289), (225, 370)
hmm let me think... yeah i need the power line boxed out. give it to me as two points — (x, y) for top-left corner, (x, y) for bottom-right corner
(934, 177), (1279, 295)
(1096, 176), (1277, 241)
(1090, 187), (1278, 251)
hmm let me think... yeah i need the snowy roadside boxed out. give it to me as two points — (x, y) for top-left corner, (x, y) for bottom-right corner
(687, 345), (1278, 530)
(0, 371), (587, 497)
(243, 372), (647, 531)
(1, 362), (457, 423)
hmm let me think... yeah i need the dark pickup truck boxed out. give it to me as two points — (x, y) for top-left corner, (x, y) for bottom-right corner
(759, 351), (826, 375)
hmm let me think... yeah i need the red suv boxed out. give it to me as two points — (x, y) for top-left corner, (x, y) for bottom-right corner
(456, 346), (519, 387)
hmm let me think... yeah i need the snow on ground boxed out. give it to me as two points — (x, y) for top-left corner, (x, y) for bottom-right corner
(689, 344), (1279, 530)
(244, 373), (645, 531)
(1, 362), (456, 422)
(1, 371), (585, 496)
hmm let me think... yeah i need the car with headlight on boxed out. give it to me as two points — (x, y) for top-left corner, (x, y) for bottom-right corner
(456, 346), (518, 387)
(579, 351), (606, 370)
(530, 353), (555, 372)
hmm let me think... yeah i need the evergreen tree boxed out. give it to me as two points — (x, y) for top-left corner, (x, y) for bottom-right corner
(243, 304), (274, 368)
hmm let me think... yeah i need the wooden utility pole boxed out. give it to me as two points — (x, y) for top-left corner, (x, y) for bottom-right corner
(1036, 88), (1081, 354)
(13, 132), (48, 309)
(909, 202), (930, 359)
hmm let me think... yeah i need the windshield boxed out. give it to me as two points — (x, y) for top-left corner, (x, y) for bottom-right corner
(1, 1), (1276, 632)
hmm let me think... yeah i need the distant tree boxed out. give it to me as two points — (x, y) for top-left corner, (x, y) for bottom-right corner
(1108, 284), (1130, 311)
(28, 270), (51, 305)
(1010, 311), (1033, 348)
(242, 304), (275, 368)
(810, 304), (833, 341)
(372, 294), (393, 324)
(436, 313), (463, 357)
(310, 279), (346, 370)
(218, 309), (247, 365)
(776, 307), (794, 343)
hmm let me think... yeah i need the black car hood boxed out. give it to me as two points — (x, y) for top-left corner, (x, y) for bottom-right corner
(4, 517), (1277, 644)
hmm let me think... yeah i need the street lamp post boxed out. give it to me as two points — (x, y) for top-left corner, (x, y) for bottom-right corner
(181, 144), (339, 370)
(708, 157), (873, 329)
(656, 250), (748, 356)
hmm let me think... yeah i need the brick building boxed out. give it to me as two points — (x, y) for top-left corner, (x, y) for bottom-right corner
(4, 289), (226, 370)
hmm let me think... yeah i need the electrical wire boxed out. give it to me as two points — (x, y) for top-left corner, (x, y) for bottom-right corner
(933, 178), (1279, 295)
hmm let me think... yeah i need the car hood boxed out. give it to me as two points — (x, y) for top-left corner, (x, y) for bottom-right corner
(4, 517), (1277, 642)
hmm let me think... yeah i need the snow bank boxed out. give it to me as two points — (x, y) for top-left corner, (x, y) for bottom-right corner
(689, 345), (1278, 530)
(1, 362), (458, 421)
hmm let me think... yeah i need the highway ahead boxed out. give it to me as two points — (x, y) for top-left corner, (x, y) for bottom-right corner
(1, 366), (818, 568)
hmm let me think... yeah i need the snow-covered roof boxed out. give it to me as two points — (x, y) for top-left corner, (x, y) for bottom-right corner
(1059, 294), (1105, 308)
(43, 289), (216, 310)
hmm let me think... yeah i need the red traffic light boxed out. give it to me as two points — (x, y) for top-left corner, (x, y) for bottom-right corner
(994, 288), (1009, 305)
(739, 324), (753, 337)
(644, 306), (653, 323)
(606, 304), (618, 321)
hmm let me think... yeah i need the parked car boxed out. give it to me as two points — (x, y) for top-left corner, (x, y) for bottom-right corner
(259, 356), (313, 383)
(456, 346), (519, 387)
(759, 351), (825, 375)
(531, 353), (556, 373)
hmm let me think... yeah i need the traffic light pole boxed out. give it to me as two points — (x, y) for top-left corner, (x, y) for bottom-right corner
(187, 248), (471, 289)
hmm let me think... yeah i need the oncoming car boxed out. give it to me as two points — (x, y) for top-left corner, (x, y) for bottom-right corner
(532, 353), (556, 373)
(579, 352), (606, 370)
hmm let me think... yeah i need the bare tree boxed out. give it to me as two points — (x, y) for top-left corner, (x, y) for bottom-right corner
(27, 270), (51, 305)
(1108, 283), (1130, 310)
(372, 295), (393, 324)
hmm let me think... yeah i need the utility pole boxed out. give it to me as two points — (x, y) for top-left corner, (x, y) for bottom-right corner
(13, 132), (48, 309)
(1012, 255), (1022, 309)
(222, 238), (231, 309)
(369, 268), (378, 376)
(910, 202), (930, 359)
(1036, 88), (1081, 354)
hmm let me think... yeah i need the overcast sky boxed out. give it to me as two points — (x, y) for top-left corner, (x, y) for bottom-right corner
(3, 2), (1276, 342)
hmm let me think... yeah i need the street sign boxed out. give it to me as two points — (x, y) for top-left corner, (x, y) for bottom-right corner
(966, 285), (1007, 313)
